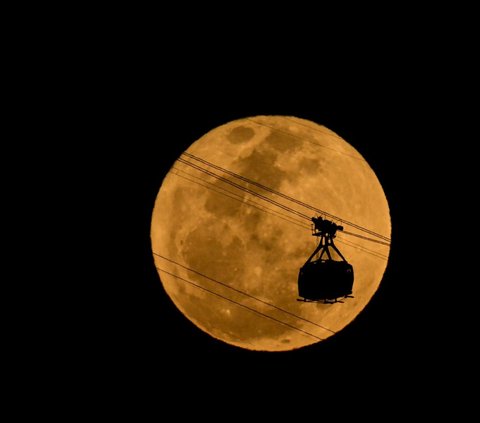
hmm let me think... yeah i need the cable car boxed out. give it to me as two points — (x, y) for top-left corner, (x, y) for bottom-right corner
(298, 217), (354, 303)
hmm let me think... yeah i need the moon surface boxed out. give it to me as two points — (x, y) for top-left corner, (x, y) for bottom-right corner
(151, 116), (391, 352)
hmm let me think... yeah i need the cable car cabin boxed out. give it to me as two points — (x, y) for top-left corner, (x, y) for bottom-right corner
(298, 260), (353, 302)
(298, 217), (354, 303)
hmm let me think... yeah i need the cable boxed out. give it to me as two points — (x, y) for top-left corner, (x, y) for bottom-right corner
(171, 167), (309, 230)
(183, 151), (390, 242)
(336, 237), (388, 261)
(181, 152), (390, 243)
(176, 158), (391, 256)
(177, 158), (391, 248)
(173, 170), (389, 262)
(336, 235), (388, 259)
(155, 266), (324, 341)
(173, 166), (388, 260)
(171, 168), (387, 261)
(177, 157), (312, 220)
(154, 253), (336, 334)
(341, 230), (391, 246)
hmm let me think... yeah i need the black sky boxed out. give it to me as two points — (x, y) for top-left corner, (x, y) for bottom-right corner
(83, 72), (452, 405)
(35, 13), (469, 413)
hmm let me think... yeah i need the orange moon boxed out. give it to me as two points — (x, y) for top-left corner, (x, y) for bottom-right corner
(151, 116), (391, 351)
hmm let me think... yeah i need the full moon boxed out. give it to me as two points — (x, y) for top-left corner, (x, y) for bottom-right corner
(151, 116), (391, 351)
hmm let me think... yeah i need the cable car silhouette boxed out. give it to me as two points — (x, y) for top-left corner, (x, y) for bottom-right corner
(298, 216), (354, 303)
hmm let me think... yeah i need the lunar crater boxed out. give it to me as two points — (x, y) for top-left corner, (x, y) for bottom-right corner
(227, 125), (255, 144)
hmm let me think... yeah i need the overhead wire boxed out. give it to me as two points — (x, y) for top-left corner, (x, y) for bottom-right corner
(177, 157), (312, 221)
(154, 252), (336, 334)
(171, 167), (309, 230)
(171, 167), (388, 261)
(180, 153), (391, 244)
(336, 237), (388, 261)
(155, 266), (324, 341)
(341, 230), (390, 246)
